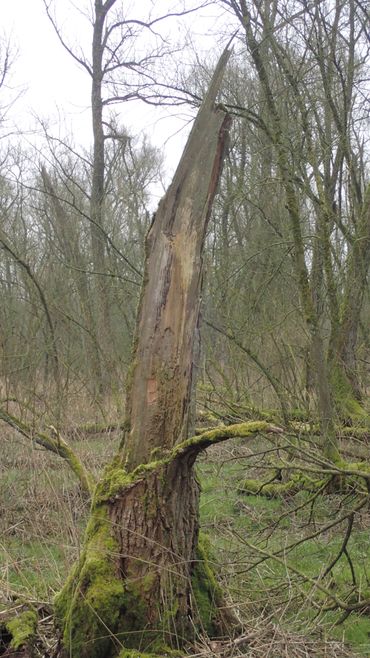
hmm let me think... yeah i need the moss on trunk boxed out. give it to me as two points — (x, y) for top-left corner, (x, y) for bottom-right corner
(191, 533), (227, 636)
(54, 504), (126, 658)
(329, 364), (369, 422)
(55, 422), (277, 657)
(55, 457), (233, 658)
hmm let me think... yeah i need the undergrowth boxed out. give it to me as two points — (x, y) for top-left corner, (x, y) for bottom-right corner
(1, 422), (369, 657)
(198, 438), (370, 657)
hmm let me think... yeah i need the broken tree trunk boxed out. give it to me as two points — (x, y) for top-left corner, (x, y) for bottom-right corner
(122, 56), (232, 471)
(55, 49), (236, 658)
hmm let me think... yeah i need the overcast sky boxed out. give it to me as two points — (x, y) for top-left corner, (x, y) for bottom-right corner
(2, 1), (90, 140)
(1, 1), (234, 181)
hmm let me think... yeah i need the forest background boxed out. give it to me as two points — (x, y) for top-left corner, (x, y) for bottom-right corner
(1, 1), (370, 657)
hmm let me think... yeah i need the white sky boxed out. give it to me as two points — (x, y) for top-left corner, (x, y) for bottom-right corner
(2, 1), (90, 139)
(1, 0), (234, 182)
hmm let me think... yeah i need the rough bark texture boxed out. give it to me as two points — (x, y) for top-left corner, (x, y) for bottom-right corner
(55, 50), (233, 658)
(108, 455), (202, 644)
(55, 423), (271, 657)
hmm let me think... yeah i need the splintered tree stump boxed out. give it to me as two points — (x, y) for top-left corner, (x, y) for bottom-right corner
(55, 49), (235, 658)
(122, 51), (232, 472)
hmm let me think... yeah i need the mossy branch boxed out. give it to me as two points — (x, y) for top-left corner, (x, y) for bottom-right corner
(239, 457), (370, 499)
(0, 407), (95, 496)
(239, 474), (327, 498)
(173, 421), (283, 459)
(97, 422), (283, 504)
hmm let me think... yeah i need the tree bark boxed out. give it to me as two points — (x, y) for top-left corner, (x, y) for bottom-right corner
(122, 57), (232, 471)
(55, 49), (234, 658)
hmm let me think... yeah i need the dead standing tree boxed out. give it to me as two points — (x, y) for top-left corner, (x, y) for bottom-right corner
(54, 48), (231, 658)
(54, 48), (276, 658)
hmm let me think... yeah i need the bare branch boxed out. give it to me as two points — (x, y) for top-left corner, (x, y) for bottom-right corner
(0, 407), (95, 496)
(42, 0), (93, 75)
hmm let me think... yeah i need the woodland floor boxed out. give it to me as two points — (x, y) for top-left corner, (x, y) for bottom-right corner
(1, 415), (370, 657)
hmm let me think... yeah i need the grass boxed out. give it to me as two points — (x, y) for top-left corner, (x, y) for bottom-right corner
(197, 439), (370, 657)
(1, 425), (369, 656)
(0, 424), (119, 603)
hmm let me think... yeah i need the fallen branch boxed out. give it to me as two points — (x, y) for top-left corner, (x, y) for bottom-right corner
(238, 473), (328, 498)
(65, 421), (127, 438)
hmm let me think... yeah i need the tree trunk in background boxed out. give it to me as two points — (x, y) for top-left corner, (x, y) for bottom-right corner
(237, 3), (339, 458)
(89, 0), (117, 395)
(328, 185), (370, 411)
(41, 168), (104, 392)
(55, 49), (233, 658)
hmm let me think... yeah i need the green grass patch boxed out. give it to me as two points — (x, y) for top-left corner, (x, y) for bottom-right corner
(197, 444), (370, 656)
(1, 537), (76, 598)
(2, 432), (370, 656)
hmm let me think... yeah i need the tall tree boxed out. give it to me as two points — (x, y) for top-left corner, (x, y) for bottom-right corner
(219, 0), (370, 450)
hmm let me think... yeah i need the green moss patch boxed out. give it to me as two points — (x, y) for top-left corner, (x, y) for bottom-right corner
(5, 609), (37, 650)
(238, 474), (327, 498)
(118, 649), (160, 658)
(191, 533), (224, 637)
(55, 499), (161, 656)
(55, 462), (199, 657)
(54, 505), (126, 658)
(94, 456), (166, 504)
